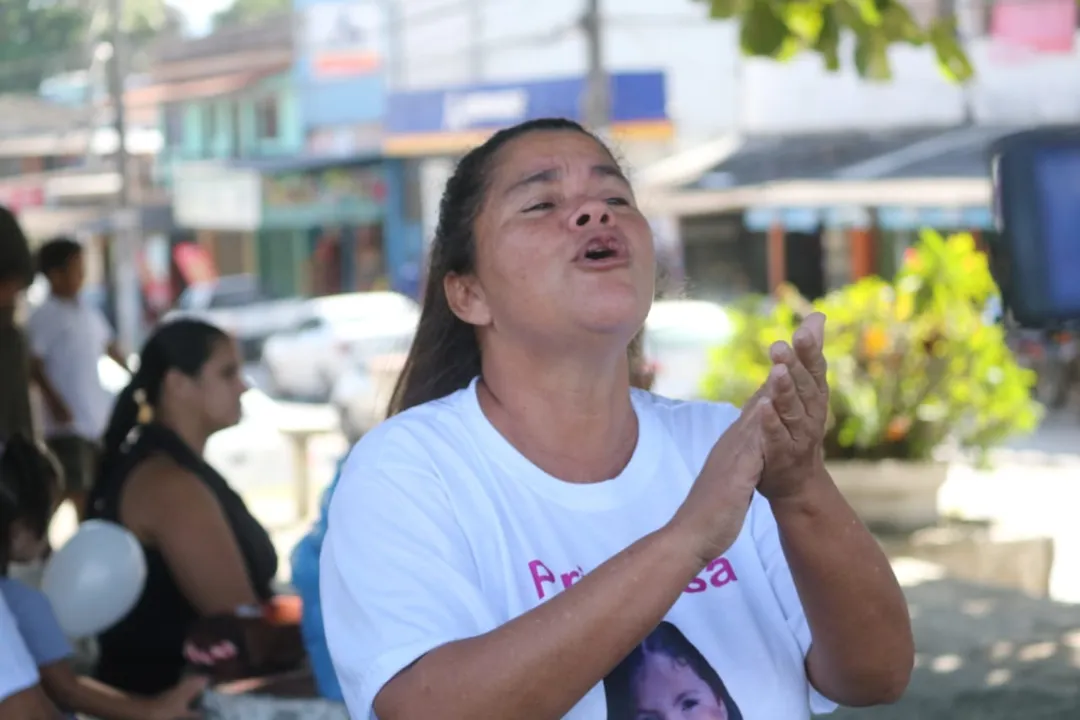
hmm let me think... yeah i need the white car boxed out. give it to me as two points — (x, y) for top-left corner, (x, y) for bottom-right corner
(329, 300), (733, 442)
(260, 292), (420, 400)
(643, 300), (733, 400)
(97, 356), (298, 495)
(330, 349), (410, 443)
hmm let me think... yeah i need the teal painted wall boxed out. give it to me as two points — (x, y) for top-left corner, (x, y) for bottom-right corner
(157, 72), (302, 184)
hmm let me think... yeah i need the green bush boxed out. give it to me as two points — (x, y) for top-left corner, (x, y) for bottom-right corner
(701, 230), (1042, 463)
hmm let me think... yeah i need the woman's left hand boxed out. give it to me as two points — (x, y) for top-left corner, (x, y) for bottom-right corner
(757, 312), (829, 502)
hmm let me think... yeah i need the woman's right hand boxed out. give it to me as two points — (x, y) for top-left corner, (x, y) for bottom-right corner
(668, 397), (768, 567)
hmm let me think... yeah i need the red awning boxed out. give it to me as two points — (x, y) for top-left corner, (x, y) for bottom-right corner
(126, 64), (290, 106)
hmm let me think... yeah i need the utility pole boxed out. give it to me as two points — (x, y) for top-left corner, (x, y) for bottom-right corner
(942, 0), (974, 125)
(106, 0), (141, 354)
(467, 0), (484, 82)
(581, 0), (609, 132)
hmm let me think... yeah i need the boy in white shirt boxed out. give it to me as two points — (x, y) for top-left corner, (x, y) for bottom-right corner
(27, 238), (127, 522)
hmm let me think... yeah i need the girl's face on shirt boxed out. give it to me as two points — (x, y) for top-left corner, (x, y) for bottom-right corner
(633, 653), (730, 720)
(8, 520), (47, 564)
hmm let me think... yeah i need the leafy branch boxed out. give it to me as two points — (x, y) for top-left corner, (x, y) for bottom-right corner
(700, 0), (981, 82)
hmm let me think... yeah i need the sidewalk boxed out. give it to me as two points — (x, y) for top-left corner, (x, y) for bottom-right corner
(835, 564), (1080, 719)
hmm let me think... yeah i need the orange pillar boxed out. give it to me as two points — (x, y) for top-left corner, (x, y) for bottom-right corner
(971, 229), (984, 253)
(850, 227), (874, 279)
(767, 221), (786, 293)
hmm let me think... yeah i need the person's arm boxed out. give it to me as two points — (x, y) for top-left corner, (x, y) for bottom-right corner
(38, 661), (204, 720)
(0, 685), (61, 720)
(0, 594), (59, 720)
(122, 458), (261, 614)
(28, 358), (70, 425)
(770, 462), (913, 706)
(24, 313), (71, 424)
(380, 527), (699, 720)
(106, 342), (129, 372)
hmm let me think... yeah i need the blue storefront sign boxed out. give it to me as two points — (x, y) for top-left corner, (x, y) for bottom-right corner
(877, 206), (993, 231)
(744, 205), (993, 232)
(383, 72), (671, 156)
(745, 206), (870, 232)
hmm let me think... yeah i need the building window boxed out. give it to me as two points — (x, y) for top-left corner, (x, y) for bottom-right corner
(256, 96), (279, 140)
(229, 101), (242, 158)
(0, 158), (23, 178)
(202, 104), (217, 156)
(164, 104), (184, 148)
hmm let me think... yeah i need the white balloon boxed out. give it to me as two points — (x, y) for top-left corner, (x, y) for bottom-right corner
(41, 520), (147, 639)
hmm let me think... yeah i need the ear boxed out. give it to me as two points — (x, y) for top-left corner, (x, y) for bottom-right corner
(160, 367), (193, 400)
(444, 272), (492, 327)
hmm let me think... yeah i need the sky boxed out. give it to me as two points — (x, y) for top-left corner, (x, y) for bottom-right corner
(169, 0), (234, 36)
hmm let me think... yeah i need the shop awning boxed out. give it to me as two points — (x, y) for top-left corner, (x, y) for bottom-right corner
(641, 126), (1024, 221)
(131, 64), (290, 105)
(79, 204), (174, 234)
(683, 128), (944, 191)
(233, 152), (384, 174)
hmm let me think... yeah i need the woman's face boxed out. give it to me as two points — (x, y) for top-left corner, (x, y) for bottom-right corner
(632, 653), (730, 720)
(455, 130), (655, 352)
(179, 338), (246, 433)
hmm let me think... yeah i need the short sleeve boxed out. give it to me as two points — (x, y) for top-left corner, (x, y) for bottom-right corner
(320, 423), (498, 720)
(0, 580), (73, 667)
(0, 591), (40, 702)
(750, 494), (838, 716)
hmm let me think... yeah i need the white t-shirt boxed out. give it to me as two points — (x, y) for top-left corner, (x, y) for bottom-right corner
(321, 379), (838, 720)
(0, 590), (39, 703)
(27, 295), (114, 441)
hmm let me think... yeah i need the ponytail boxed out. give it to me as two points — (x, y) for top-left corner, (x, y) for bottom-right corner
(98, 381), (141, 485)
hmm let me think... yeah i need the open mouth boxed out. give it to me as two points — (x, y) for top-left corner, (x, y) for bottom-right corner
(585, 247), (617, 260)
(577, 234), (628, 264)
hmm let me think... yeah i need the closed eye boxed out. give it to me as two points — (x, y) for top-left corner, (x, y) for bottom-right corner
(523, 201), (555, 213)
(606, 197), (631, 206)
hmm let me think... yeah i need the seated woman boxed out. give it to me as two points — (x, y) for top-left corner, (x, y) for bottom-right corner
(86, 319), (279, 696)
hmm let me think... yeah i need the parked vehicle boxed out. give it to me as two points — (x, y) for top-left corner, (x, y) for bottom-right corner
(98, 356), (298, 494)
(167, 274), (309, 362)
(330, 346), (411, 443)
(328, 299), (733, 442)
(642, 299), (733, 400)
(260, 291), (419, 400)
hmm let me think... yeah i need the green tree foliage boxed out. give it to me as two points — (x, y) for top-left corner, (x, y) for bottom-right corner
(700, 0), (977, 82)
(0, 0), (88, 93)
(212, 0), (291, 31)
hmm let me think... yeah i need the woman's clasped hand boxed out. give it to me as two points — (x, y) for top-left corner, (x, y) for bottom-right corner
(756, 311), (829, 503)
(672, 312), (831, 565)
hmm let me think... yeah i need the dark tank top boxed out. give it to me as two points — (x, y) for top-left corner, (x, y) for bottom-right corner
(87, 423), (278, 695)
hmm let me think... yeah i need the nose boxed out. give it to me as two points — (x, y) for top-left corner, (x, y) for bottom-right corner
(570, 198), (613, 229)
